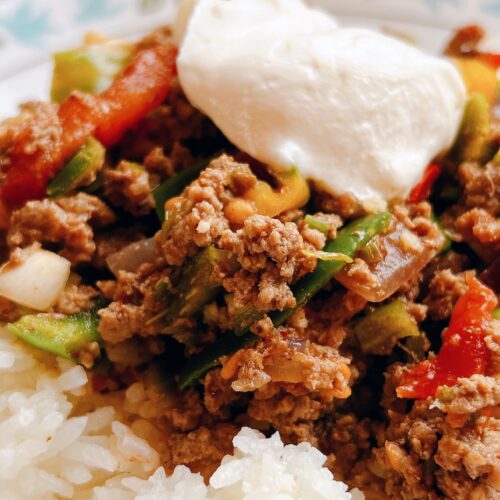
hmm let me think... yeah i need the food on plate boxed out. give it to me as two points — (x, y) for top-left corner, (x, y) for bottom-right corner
(0, 0), (498, 498)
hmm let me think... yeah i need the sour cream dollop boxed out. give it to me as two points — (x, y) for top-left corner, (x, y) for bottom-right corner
(176, 0), (466, 203)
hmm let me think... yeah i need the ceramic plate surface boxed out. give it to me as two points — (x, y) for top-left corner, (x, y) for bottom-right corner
(0, 0), (499, 118)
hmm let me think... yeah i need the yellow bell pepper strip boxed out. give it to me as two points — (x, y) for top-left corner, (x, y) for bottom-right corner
(47, 137), (105, 197)
(453, 57), (498, 105)
(178, 211), (391, 389)
(224, 166), (310, 225)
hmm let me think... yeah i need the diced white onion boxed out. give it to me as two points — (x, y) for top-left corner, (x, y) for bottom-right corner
(0, 248), (70, 311)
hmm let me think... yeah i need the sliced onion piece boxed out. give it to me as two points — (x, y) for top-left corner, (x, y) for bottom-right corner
(336, 222), (440, 302)
(106, 237), (159, 276)
(0, 248), (70, 310)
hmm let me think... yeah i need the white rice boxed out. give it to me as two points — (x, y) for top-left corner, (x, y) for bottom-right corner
(0, 326), (363, 499)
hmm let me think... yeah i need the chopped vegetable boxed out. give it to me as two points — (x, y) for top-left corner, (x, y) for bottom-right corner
(156, 246), (236, 327)
(1, 44), (176, 208)
(336, 220), (443, 302)
(453, 57), (498, 104)
(8, 303), (102, 367)
(408, 163), (441, 203)
(431, 213), (452, 254)
(454, 92), (490, 162)
(303, 214), (330, 235)
(479, 52), (500, 69)
(0, 248), (70, 311)
(397, 274), (497, 399)
(225, 166), (310, 225)
(51, 41), (132, 103)
(354, 300), (420, 355)
(47, 137), (105, 197)
(179, 212), (391, 388)
(153, 160), (208, 221)
(301, 249), (353, 262)
(106, 237), (159, 276)
(493, 308), (500, 320)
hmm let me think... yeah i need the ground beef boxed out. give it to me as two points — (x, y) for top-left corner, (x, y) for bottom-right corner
(423, 269), (467, 320)
(363, 396), (500, 499)
(159, 155), (257, 266)
(435, 417), (500, 485)
(0, 296), (21, 322)
(103, 161), (154, 215)
(52, 283), (98, 315)
(203, 368), (244, 419)
(317, 414), (381, 488)
(484, 319), (500, 374)
(98, 302), (145, 343)
(457, 207), (500, 245)
(311, 183), (365, 219)
(143, 142), (193, 178)
(8, 193), (116, 265)
(458, 161), (499, 214)
(435, 375), (500, 415)
(220, 317), (351, 401)
(163, 424), (238, 480)
(97, 262), (185, 343)
(116, 77), (220, 168)
(0, 101), (60, 173)
(219, 215), (316, 312)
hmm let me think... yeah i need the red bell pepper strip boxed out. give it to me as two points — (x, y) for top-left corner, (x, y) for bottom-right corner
(408, 163), (441, 203)
(479, 52), (500, 69)
(1, 44), (176, 208)
(397, 274), (497, 399)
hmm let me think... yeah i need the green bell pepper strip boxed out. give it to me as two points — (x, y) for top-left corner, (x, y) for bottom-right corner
(493, 308), (500, 320)
(8, 302), (102, 367)
(354, 299), (420, 355)
(154, 246), (236, 327)
(153, 160), (209, 222)
(178, 211), (391, 389)
(47, 137), (105, 198)
(455, 93), (490, 162)
(303, 214), (330, 235)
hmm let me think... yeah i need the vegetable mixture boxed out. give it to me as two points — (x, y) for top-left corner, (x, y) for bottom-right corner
(0, 24), (498, 500)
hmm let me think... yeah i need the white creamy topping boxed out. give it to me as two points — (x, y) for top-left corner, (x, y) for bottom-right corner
(176, 0), (466, 203)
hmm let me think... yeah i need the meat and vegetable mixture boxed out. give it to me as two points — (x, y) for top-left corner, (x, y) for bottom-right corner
(0, 20), (499, 500)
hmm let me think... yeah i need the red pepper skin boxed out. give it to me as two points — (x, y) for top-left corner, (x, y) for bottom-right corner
(1, 45), (176, 209)
(397, 275), (497, 399)
(408, 163), (441, 203)
(479, 52), (500, 69)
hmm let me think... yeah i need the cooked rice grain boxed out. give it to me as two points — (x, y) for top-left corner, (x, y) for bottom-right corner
(0, 327), (361, 499)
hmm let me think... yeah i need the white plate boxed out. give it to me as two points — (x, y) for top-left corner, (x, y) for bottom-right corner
(0, 0), (499, 119)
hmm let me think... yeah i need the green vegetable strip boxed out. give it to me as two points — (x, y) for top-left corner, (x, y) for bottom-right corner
(51, 43), (132, 103)
(157, 247), (234, 326)
(354, 299), (420, 355)
(455, 93), (490, 162)
(8, 304), (102, 366)
(153, 160), (209, 221)
(493, 308), (500, 320)
(178, 211), (391, 389)
(430, 213), (452, 254)
(47, 137), (105, 197)
(303, 214), (330, 235)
